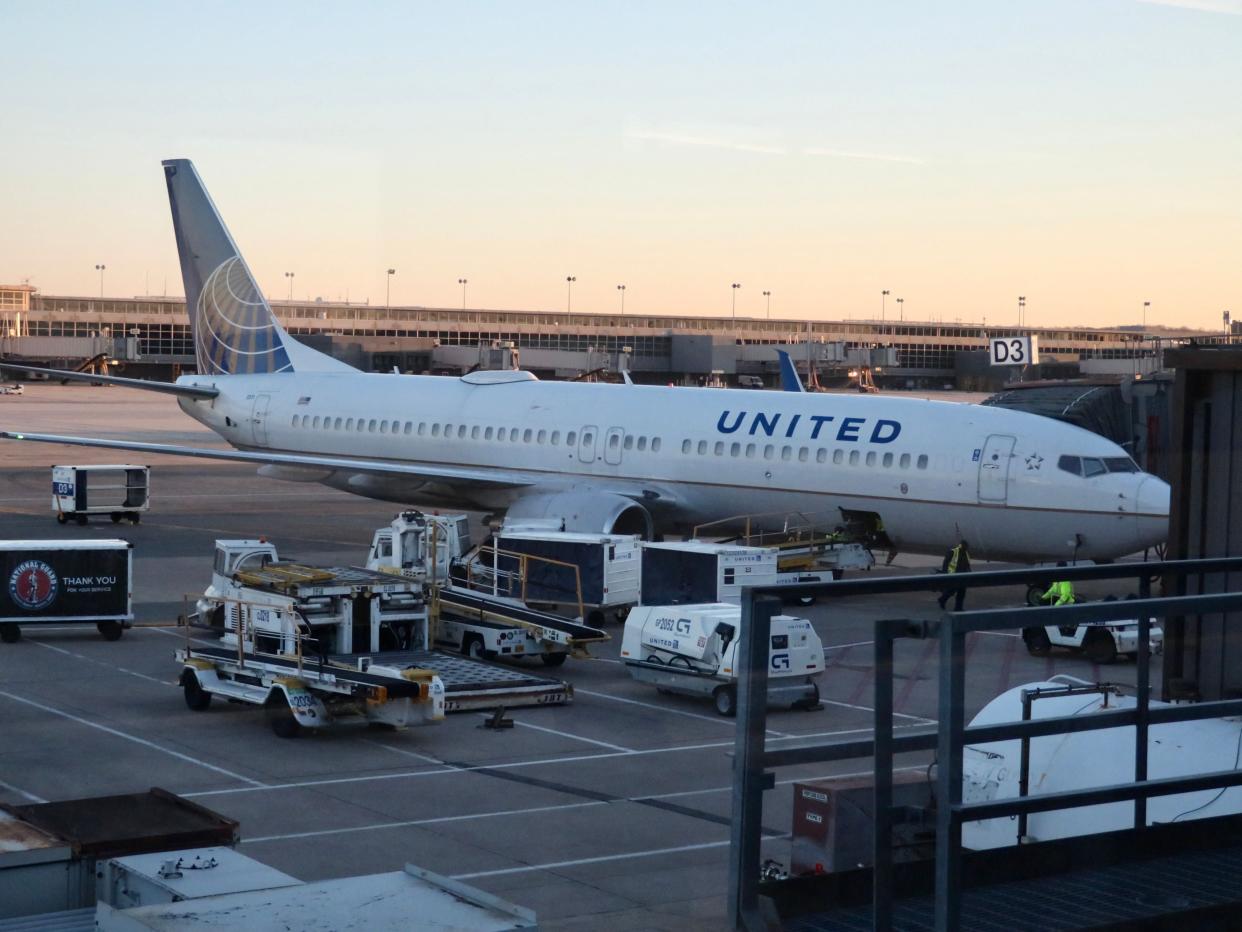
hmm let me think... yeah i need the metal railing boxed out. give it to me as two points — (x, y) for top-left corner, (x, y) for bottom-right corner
(728, 556), (1242, 932)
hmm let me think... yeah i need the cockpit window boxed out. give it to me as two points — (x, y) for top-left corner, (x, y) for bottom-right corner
(1082, 457), (1107, 478)
(1058, 455), (1081, 476)
(1104, 457), (1138, 473)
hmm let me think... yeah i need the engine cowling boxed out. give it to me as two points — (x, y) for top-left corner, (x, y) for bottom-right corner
(504, 491), (653, 539)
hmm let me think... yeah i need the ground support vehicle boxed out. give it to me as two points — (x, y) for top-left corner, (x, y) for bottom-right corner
(52, 464), (149, 525)
(1022, 613), (1164, 664)
(621, 603), (824, 716)
(640, 539), (870, 608)
(0, 539), (132, 643)
(367, 512), (610, 665)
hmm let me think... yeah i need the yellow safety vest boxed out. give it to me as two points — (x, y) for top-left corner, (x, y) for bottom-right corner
(947, 546), (963, 574)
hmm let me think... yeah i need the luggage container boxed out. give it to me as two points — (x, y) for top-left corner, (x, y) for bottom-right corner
(52, 464), (149, 525)
(0, 539), (133, 643)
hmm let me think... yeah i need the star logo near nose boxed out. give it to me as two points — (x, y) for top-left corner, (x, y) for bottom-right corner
(1026, 453), (1044, 470)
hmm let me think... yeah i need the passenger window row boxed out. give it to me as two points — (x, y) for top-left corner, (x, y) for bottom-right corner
(288, 415), (661, 452)
(679, 438), (929, 470)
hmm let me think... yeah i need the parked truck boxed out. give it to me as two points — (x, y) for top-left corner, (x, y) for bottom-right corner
(0, 539), (133, 643)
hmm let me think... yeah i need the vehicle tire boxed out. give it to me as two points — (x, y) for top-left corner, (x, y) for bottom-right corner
(614, 605), (630, 624)
(795, 682), (821, 711)
(130, 513), (141, 525)
(56, 513), (68, 525)
(540, 652), (568, 667)
(713, 685), (738, 718)
(0, 623), (21, 644)
(797, 594), (817, 606)
(1026, 584), (1045, 607)
(1023, 627), (1051, 657)
(267, 694), (302, 738)
(111, 512), (123, 524)
(97, 621), (124, 641)
(181, 672), (212, 711)
(463, 635), (486, 660)
(75, 514), (88, 526)
(586, 609), (607, 628)
(1084, 628), (1118, 665)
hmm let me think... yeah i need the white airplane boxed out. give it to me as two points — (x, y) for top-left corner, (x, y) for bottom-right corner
(0, 159), (1168, 562)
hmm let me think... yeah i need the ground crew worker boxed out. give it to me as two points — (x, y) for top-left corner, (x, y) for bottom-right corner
(937, 540), (971, 611)
(1042, 561), (1075, 605)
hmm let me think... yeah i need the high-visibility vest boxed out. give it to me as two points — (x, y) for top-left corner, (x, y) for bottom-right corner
(947, 545), (963, 574)
(1043, 580), (1074, 605)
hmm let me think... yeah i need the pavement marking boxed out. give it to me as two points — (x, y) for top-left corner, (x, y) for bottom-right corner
(363, 739), (443, 765)
(510, 718), (635, 753)
(242, 800), (609, 844)
(818, 696), (937, 725)
(451, 834), (791, 880)
(0, 778), (47, 804)
(0, 689), (267, 788)
(823, 639), (875, 651)
(29, 639), (175, 687)
(575, 688), (792, 737)
(977, 630), (1021, 638)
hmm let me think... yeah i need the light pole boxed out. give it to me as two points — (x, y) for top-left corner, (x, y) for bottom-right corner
(458, 278), (468, 310)
(1143, 300), (1150, 330)
(385, 268), (396, 312)
(1018, 295), (1026, 327)
(763, 290), (771, 319)
(731, 283), (741, 321)
(566, 276), (576, 316)
(95, 264), (106, 298)
(1225, 310), (1232, 335)
(881, 289), (889, 322)
(284, 271), (294, 301)
(896, 297), (904, 321)
(616, 284), (626, 315)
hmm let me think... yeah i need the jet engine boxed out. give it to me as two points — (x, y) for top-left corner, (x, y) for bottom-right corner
(504, 491), (653, 539)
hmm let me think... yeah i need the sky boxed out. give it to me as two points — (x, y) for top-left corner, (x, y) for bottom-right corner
(1, 0), (1239, 330)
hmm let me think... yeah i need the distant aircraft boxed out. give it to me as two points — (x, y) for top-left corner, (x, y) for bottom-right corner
(0, 160), (1169, 561)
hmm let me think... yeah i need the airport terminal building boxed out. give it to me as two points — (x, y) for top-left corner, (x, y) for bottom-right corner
(0, 284), (1159, 388)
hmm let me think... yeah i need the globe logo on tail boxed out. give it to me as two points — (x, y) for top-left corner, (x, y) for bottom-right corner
(196, 256), (293, 375)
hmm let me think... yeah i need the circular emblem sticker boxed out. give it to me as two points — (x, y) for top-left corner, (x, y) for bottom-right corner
(9, 560), (59, 611)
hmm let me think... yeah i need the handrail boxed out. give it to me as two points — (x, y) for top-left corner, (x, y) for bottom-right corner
(466, 545), (586, 620)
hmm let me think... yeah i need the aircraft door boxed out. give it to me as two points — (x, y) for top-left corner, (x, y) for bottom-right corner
(578, 425), (598, 464)
(251, 393), (271, 446)
(977, 434), (1016, 503)
(603, 427), (624, 465)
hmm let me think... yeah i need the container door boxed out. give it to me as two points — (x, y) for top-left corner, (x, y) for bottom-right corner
(251, 393), (271, 446)
(578, 425), (598, 464)
(603, 427), (624, 465)
(977, 434), (1016, 503)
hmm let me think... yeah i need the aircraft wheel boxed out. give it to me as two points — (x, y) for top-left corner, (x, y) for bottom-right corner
(713, 685), (738, 718)
(0, 623), (21, 644)
(1084, 628), (1118, 665)
(181, 672), (212, 711)
(97, 621), (124, 641)
(1023, 627), (1051, 657)
(540, 652), (568, 667)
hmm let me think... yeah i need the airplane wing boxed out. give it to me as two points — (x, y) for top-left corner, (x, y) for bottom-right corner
(0, 431), (534, 490)
(0, 364), (219, 399)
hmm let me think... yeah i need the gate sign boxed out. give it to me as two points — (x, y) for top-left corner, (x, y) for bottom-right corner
(989, 336), (1039, 367)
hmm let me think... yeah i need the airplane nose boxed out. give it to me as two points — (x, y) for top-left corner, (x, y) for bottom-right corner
(1135, 476), (1170, 550)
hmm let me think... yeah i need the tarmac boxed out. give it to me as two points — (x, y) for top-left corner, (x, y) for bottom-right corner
(0, 384), (1152, 930)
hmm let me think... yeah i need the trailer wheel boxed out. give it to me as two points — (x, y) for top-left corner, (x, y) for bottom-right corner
(130, 513), (141, 525)
(713, 685), (738, 717)
(111, 512), (123, 524)
(1022, 627), (1051, 656)
(266, 694), (302, 738)
(586, 609), (606, 628)
(1026, 584), (1046, 607)
(463, 635), (486, 660)
(181, 672), (212, 711)
(0, 623), (21, 644)
(75, 514), (88, 526)
(56, 513), (69, 525)
(1084, 628), (1118, 665)
(540, 652), (568, 667)
(795, 682), (821, 711)
(97, 621), (124, 641)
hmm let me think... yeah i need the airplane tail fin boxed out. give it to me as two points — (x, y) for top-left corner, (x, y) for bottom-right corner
(162, 159), (352, 375)
(776, 350), (806, 392)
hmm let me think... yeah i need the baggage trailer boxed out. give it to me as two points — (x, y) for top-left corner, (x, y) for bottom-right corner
(52, 464), (149, 525)
(437, 586), (608, 667)
(0, 539), (133, 643)
(482, 528), (642, 625)
(622, 603), (824, 716)
(640, 539), (869, 607)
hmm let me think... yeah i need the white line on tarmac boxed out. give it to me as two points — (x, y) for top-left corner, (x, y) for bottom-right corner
(977, 630), (1021, 638)
(363, 740), (443, 765)
(451, 834), (791, 880)
(818, 696), (937, 725)
(29, 639), (175, 687)
(0, 689), (267, 788)
(574, 688), (792, 737)
(0, 779), (47, 804)
(509, 718), (635, 753)
(823, 639), (875, 650)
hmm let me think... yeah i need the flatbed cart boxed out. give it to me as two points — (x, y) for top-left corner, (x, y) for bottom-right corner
(52, 464), (149, 526)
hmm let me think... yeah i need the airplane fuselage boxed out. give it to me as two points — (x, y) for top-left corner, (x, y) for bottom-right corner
(176, 371), (1169, 562)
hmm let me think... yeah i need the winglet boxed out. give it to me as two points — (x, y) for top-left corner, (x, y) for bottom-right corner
(776, 350), (806, 392)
